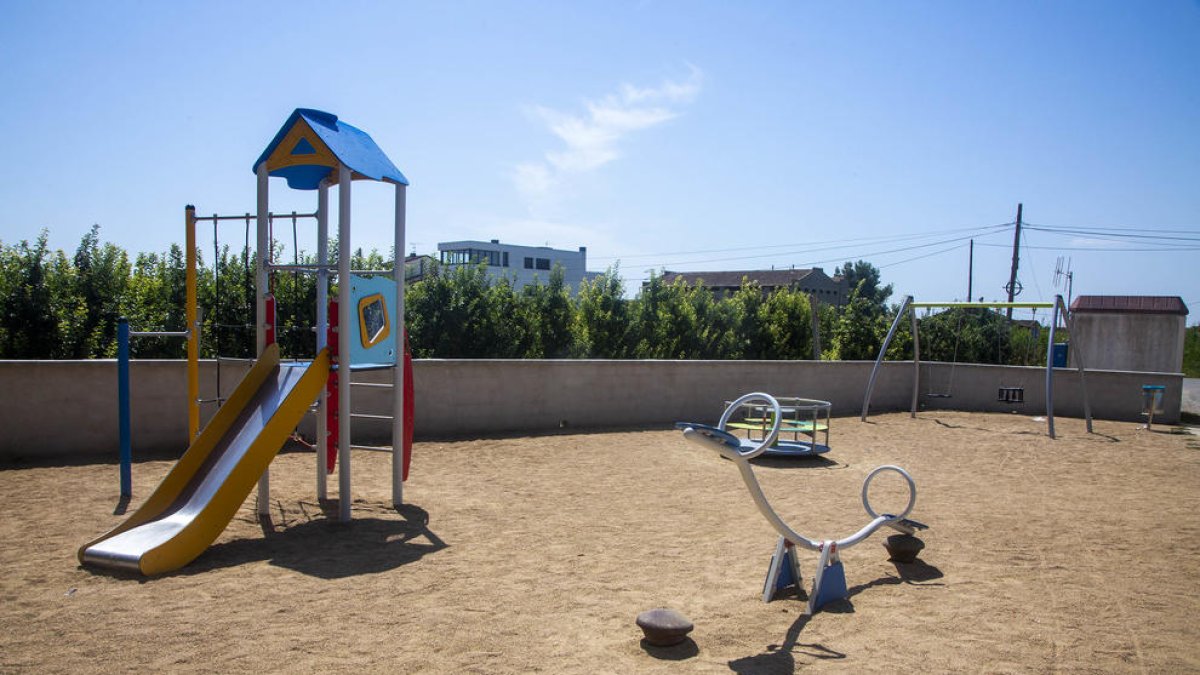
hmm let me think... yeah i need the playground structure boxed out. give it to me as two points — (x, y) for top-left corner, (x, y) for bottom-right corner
(721, 396), (831, 457)
(678, 393), (927, 614)
(80, 109), (411, 575)
(861, 296), (1093, 439)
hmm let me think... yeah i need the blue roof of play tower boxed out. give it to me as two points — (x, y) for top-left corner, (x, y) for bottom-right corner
(253, 108), (408, 190)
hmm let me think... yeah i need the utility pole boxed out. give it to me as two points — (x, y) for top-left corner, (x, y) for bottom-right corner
(967, 239), (974, 302)
(1005, 203), (1022, 320)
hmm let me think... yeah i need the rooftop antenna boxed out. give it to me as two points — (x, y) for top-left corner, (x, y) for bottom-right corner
(1053, 256), (1074, 308)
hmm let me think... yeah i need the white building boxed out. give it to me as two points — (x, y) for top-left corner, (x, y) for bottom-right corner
(437, 239), (595, 292)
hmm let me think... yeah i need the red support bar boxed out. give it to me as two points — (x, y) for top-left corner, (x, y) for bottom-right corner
(325, 298), (339, 472)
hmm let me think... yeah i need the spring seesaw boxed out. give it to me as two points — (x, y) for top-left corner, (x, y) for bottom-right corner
(677, 392), (929, 614)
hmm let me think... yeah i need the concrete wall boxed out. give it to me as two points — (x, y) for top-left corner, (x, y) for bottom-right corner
(1071, 312), (1186, 373)
(0, 358), (1182, 462)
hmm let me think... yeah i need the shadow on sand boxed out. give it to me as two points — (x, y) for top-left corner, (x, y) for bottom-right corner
(750, 455), (844, 471)
(728, 559), (943, 673)
(182, 501), (447, 579)
(640, 637), (700, 661)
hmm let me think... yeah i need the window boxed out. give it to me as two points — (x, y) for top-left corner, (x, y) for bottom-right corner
(524, 257), (534, 269)
(357, 294), (390, 349)
(536, 258), (550, 270)
(503, 252), (509, 267)
(441, 248), (500, 266)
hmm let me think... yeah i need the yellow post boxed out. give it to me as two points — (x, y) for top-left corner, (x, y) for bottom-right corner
(185, 205), (199, 440)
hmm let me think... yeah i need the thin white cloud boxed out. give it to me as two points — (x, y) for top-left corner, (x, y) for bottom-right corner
(1069, 237), (1125, 248)
(514, 66), (703, 213)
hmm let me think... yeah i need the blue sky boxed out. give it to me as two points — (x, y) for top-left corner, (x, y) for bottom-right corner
(2, 1), (1198, 321)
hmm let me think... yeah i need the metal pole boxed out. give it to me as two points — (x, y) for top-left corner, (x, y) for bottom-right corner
(1061, 295), (1093, 433)
(967, 239), (974, 302)
(118, 318), (131, 498)
(186, 206), (199, 440)
(909, 310), (921, 417)
(861, 295), (912, 421)
(1045, 295), (1058, 439)
(1006, 203), (1022, 320)
(337, 164), (353, 522)
(393, 183), (407, 507)
(316, 181), (329, 500)
(255, 163), (270, 514)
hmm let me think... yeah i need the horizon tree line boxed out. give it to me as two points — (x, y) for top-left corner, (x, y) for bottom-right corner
(2, 226), (1050, 367)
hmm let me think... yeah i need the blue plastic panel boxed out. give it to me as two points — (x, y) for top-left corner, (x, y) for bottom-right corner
(348, 274), (398, 368)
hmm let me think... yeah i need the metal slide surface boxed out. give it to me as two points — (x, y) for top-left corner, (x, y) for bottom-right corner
(80, 345), (329, 576)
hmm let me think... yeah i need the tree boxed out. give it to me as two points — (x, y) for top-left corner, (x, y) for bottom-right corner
(761, 288), (813, 360)
(406, 262), (492, 357)
(483, 276), (528, 358)
(728, 279), (769, 359)
(628, 273), (704, 359)
(837, 260), (891, 312)
(520, 265), (575, 358)
(574, 266), (630, 358)
(0, 232), (62, 358)
(1183, 326), (1200, 378)
(829, 282), (886, 360)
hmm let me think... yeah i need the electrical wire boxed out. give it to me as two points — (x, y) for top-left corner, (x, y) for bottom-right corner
(877, 242), (966, 269)
(1023, 221), (1200, 236)
(975, 241), (1200, 252)
(1022, 225), (1200, 243)
(628, 227), (1009, 271)
(1021, 229), (1045, 301)
(590, 222), (1012, 263)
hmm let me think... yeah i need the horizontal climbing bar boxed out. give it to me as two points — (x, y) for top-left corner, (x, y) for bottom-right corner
(266, 263), (338, 272)
(909, 301), (1054, 309)
(130, 330), (189, 338)
(349, 444), (392, 452)
(192, 211), (317, 223)
(350, 413), (394, 421)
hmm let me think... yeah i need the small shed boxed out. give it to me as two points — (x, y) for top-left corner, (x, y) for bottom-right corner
(1069, 296), (1189, 373)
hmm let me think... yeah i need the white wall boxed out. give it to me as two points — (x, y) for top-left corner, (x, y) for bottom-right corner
(0, 358), (1181, 462)
(1071, 313), (1186, 373)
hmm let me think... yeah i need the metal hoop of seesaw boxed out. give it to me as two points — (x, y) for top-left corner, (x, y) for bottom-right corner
(861, 464), (917, 522)
(717, 391), (783, 459)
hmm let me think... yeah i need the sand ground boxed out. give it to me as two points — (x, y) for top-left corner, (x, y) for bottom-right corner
(3, 411), (1199, 673)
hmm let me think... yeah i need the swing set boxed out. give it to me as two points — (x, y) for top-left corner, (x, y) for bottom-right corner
(860, 296), (1093, 439)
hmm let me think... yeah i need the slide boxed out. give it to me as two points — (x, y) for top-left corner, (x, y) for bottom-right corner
(79, 344), (329, 576)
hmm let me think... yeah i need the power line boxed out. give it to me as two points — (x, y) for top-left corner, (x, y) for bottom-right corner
(621, 227), (1010, 272)
(1023, 221), (1200, 236)
(1021, 229), (1044, 301)
(975, 241), (1200, 252)
(877, 242), (966, 269)
(590, 222), (1012, 263)
(1023, 225), (1200, 243)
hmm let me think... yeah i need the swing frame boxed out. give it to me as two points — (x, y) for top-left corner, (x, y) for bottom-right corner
(860, 297), (1093, 439)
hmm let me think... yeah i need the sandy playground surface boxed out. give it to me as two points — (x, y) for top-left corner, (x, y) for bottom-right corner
(3, 411), (1200, 673)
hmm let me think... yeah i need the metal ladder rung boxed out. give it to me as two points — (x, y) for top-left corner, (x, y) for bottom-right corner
(349, 444), (392, 453)
(349, 413), (393, 421)
(350, 382), (393, 389)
